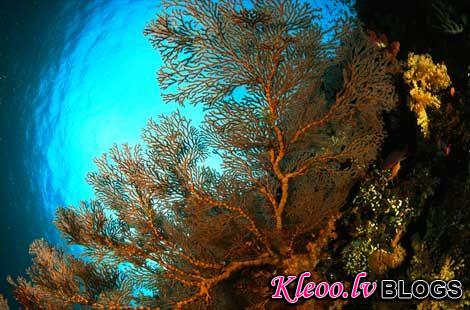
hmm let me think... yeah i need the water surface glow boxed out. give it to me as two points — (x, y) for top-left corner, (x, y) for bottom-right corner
(29, 0), (204, 241)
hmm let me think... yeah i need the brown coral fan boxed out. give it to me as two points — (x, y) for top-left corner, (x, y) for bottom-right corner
(10, 1), (398, 308)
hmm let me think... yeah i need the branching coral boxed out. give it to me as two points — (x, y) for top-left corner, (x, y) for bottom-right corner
(431, 0), (467, 35)
(9, 1), (398, 308)
(404, 53), (451, 137)
(0, 295), (8, 310)
(7, 239), (133, 309)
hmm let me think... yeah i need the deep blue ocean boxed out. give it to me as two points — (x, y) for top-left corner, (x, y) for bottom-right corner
(0, 0), (347, 304)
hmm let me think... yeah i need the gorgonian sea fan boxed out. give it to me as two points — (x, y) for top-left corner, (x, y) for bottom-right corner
(10, 1), (397, 308)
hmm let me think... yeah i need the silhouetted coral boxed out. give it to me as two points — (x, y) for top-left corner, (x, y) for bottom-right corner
(10, 1), (398, 308)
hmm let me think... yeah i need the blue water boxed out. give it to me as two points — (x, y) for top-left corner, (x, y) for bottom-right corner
(29, 0), (207, 243)
(0, 0), (351, 304)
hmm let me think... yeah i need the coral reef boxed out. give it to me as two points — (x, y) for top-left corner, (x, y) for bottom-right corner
(340, 168), (420, 276)
(6, 0), (470, 309)
(9, 1), (398, 308)
(351, 0), (470, 308)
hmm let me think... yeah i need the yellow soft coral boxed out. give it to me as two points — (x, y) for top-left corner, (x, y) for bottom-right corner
(404, 53), (451, 137)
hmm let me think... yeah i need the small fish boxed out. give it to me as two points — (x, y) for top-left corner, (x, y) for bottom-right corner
(438, 138), (451, 156)
(382, 149), (407, 170)
(390, 161), (401, 179)
(450, 87), (456, 97)
(382, 148), (407, 179)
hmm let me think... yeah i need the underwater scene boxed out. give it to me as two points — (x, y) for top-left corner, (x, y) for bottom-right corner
(0, 0), (468, 308)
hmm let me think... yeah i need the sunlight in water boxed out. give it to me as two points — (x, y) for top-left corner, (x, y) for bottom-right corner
(30, 0), (206, 241)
